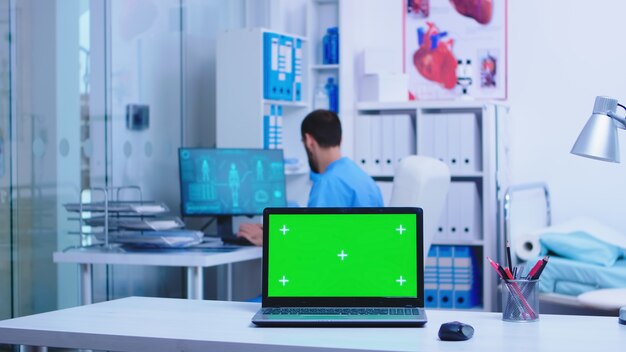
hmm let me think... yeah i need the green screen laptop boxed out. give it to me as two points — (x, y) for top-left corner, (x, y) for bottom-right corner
(252, 207), (427, 327)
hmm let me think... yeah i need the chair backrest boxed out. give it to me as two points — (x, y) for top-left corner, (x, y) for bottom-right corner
(389, 156), (451, 255)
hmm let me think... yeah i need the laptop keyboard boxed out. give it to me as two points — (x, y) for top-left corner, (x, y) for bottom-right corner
(262, 308), (422, 316)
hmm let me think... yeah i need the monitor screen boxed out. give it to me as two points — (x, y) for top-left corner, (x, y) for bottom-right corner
(179, 148), (287, 216)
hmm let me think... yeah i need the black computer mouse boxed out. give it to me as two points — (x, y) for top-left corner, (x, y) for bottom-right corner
(438, 321), (474, 341)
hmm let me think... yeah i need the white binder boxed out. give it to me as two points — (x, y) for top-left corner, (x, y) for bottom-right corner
(446, 182), (463, 242)
(446, 114), (462, 173)
(433, 114), (448, 166)
(355, 115), (372, 173)
(393, 114), (415, 167)
(369, 115), (383, 175)
(458, 181), (481, 241)
(417, 113), (436, 157)
(381, 115), (395, 175)
(460, 113), (480, 173)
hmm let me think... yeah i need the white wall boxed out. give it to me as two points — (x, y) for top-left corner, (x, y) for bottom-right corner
(508, 0), (626, 232)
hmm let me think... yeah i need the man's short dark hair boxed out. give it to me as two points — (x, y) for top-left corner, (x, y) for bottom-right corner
(301, 109), (342, 148)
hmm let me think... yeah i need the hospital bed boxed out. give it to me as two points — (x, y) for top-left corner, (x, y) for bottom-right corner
(503, 183), (626, 316)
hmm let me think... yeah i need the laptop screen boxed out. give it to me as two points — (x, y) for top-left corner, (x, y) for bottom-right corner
(263, 208), (423, 305)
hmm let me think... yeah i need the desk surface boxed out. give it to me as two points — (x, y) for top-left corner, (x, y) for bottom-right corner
(0, 297), (624, 352)
(53, 244), (262, 267)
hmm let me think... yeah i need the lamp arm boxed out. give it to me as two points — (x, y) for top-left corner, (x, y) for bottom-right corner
(608, 111), (626, 130)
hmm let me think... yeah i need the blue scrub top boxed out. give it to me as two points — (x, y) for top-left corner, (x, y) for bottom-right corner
(308, 157), (384, 207)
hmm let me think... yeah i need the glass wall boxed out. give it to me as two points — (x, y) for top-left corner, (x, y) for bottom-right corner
(0, 0), (11, 321)
(0, 0), (249, 319)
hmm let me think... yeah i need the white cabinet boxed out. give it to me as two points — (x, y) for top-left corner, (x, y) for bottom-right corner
(356, 100), (509, 311)
(216, 28), (312, 205)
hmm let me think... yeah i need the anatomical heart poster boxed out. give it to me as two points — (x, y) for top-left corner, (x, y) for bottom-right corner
(404, 0), (507, 100)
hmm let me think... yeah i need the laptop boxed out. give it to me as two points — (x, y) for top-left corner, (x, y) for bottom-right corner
(252, 207), (427, 327)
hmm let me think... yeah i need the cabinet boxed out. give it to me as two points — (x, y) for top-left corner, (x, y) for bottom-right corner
(356, 100), (509, 311)
(216, 28), (312, 206)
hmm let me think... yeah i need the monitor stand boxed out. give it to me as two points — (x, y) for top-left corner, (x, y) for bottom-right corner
(216, 215), (234, 236)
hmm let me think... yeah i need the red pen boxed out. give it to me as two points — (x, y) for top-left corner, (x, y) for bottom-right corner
(531, 256), (550, 280)
(525, 258), (544, 279)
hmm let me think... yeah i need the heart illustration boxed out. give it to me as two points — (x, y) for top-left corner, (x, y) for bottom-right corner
(413, 22), (458, 90)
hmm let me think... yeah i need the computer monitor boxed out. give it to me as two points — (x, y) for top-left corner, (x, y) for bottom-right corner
(178, 148), (287, 235)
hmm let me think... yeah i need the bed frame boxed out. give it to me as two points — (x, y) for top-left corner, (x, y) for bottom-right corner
(502, 182), (615, 316)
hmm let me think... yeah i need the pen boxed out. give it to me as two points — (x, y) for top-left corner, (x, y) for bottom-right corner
(525, 258), (544, 280)
(531, 256), (550, 280)
(506, 241), (513, 270)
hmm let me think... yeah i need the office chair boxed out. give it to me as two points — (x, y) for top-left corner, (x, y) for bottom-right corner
(389, 155), (451, 255)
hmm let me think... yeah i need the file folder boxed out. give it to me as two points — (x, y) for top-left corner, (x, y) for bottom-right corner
(369, 115), (383, 175)
(446, 182), (463, 242)
(433, 114), (448, 165)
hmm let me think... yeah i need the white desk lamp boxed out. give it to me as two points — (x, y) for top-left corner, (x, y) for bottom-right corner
(571, 96), (626, 323)
(571, 96), (626, 162)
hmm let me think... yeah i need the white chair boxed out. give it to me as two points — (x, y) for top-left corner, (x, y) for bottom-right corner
(389, 156), (451, 256)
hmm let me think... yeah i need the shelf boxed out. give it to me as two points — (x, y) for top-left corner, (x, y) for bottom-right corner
(431, 239), (484, 246)
(310, 64), (339, 70)
(314, 0), (338, 4)
(451, 172), (484, 179)
(356, 100), (499, 113)
(263, 100), (308, 108)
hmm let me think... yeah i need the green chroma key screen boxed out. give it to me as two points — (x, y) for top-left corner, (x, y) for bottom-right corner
(267, 213), (418, 297)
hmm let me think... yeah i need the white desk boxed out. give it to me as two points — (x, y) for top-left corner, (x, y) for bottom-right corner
(578, 288), (626, 311)
(53, 245), (262, 304)
(0, 297), (624, 352)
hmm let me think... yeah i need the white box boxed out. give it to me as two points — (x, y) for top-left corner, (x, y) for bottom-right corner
(360, 73), (408, 102)
(363, 48), (401, 75)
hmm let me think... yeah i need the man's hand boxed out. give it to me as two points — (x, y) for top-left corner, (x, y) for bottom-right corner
(238, 223), (264, 246)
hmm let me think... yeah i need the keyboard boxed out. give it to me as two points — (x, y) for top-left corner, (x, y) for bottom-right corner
(261, 308), (423, 316)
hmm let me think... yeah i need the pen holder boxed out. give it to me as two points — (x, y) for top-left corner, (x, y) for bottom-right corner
(501, 279), (539, 322)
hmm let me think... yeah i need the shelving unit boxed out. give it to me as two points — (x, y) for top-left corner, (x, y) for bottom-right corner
(356, 100), (509, 312)
(216, 28), (312, 206)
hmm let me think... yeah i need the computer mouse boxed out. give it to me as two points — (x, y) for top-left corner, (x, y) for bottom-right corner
(438, 321), (474, 341)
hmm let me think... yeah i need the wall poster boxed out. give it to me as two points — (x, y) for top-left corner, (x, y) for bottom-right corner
(404, 0), (507, 100)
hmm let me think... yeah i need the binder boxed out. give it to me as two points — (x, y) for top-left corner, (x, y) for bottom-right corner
(278, 35), (294, 101)
(437, 245), (454, 308)
(424, 246), (439, 308)
(263, 32), (281, 100)
(369, 115), (383, 175)
(381, 115), (395, 175)
(294, 38), (303, 101)
(393, 114), (415, 167)
(435, 191), (450, 242)
(433, 114), (448, 165)
(447, 114), (462, 173)
(459, 113), (480, 173)
(263, 104), (274, 149)
(446, 182), (463, 242)
(275, 106), (283, 149)
(417, 113), (436, 157)
(354, 115), (372, 173)
(452, 246), (477, 309)
(459, 181), (481, 241)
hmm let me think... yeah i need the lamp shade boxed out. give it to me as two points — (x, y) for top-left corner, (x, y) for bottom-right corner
(571, 96), (621, 163)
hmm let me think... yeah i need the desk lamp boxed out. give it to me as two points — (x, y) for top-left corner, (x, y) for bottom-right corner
(571, 96), (626, 162)
(571, 96), (626, 324)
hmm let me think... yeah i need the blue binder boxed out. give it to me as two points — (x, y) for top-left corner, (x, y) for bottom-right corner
(263, 32), (281, 100)
(452, 246), (481, 309)
(437, 245), (454, 308)
(278, 35), (294, 101)
(294, 38), (303, 101)
(424, 246), (439, 308)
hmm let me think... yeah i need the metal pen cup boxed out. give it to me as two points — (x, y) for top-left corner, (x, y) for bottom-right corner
(501, 279), (539, 322)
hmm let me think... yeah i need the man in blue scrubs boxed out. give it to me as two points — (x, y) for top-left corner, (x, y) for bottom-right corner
(238, 109), (383, 245)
